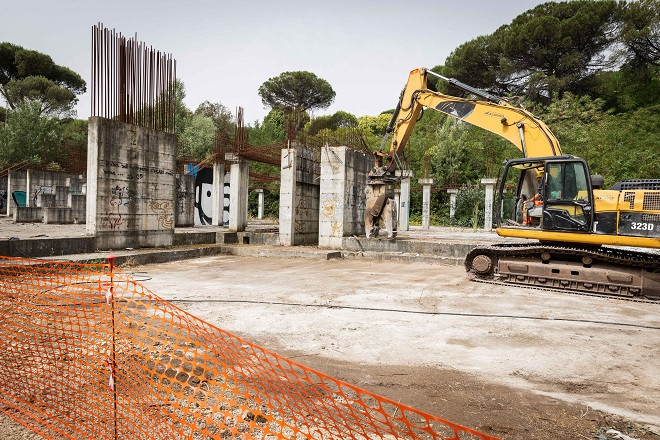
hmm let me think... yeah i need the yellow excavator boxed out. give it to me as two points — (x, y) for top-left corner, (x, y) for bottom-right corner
(365, 68), (660, 299)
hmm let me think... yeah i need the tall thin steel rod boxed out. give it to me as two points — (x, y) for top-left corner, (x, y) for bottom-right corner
(91, 23), (176, 133)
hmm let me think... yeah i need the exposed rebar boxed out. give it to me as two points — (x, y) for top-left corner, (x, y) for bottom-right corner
(91, 23), (176, 133)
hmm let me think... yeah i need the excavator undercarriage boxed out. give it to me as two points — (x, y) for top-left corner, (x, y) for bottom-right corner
(465, 244), (660, 299)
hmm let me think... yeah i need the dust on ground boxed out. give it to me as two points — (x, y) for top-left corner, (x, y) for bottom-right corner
(130, 255), (660, 440)
(2, 253), (659, 440)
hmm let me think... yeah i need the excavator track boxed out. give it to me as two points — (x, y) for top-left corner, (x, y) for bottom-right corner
(465, 243), (660, 300)
(469, 275), (660, 304)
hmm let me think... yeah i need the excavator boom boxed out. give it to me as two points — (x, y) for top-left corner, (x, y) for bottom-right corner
(367, 68), (561, 235)
(381, 68), (561, 166)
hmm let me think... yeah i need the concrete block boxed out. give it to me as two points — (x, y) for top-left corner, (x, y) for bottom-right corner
(37, 193), (56, 208)
(318, 146), (370, 248)
(87, 117), (176, 250)
(14, 207), (43, 223)
(175, 174), (195, 227)
(211, 162), (225, 226)
(43, 207), (74, 224)
(0, 236), (96, 258)
(279, 144), (320, 246)
(447, 188), (459, 219)
(419, 178), (434, 229)
(173, 231), (216, 246)
(256, 189), (265, 219)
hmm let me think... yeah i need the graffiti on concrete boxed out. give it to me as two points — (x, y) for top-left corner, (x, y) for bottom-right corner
(294, 192), (310, 234)
(175, 178), (186, 216)
(194, 167), (213, 225)
(347, 186), (366, 211)
(321, 195), (337, 219)
(32, 186), (54, 207)
(223, 172), (230, 226)
(330, 221), (341, 237)
(100, 159), (174, 179)
(105, 185), (128, 230)
(150, 200), (174, 229)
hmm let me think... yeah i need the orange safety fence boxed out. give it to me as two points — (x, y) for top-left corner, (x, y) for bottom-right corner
(0, 256), (500, 440)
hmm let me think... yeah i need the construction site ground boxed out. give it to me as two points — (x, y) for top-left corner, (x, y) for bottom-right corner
(1, 218), (659, 440)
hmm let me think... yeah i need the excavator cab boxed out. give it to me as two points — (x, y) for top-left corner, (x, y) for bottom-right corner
(497, 156), (594, 233)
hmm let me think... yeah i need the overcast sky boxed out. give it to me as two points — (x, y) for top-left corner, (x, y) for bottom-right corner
(1, 0), (549, 124)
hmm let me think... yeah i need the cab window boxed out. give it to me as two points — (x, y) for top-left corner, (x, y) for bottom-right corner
(546, 162), (589, 201)
(542, 161), (591, 231)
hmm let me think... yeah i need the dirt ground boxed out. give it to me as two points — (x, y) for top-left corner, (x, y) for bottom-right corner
(2, 254), (659, 439)
(130, 255), (660, 440)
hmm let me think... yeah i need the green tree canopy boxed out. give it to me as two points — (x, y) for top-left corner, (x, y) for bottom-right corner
(0, 42), (86, 115)
(618, 0), (660, 66)
(305, 110), (357, 135)
(0, 101), (63, 167)
(174, 79), (192, 141)
(441, 35), (502, 94)
(258, 71), (336, 114)
(178, 114), (216, 161)
(195, 100), (235, 135)
(442, 1), (623, 101)
(497, 0), (618, 98)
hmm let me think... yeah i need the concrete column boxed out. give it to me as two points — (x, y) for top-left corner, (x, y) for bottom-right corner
(256, 189), (264, 220)
(175, 173), (195, 227)
(279, 143), (320, 246)
(6, 172), (12, 216)
(318, 146), (371, 248)
(228, 159), (249, 232)
(395, 170), (413, 231)
(447, 188), (458, 219)
(212, 161), (225, 226)
(394, 189), (401, 227)
(481, 178), (498, 232)
(419, 178), (434, 229)
(25, 169), (31, 207)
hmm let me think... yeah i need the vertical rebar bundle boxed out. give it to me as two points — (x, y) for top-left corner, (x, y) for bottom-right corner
(234, 107), (249, 154)
(91, 23), (176, 133)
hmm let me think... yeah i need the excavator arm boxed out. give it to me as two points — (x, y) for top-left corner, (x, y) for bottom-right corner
(366, 68), (561, 237)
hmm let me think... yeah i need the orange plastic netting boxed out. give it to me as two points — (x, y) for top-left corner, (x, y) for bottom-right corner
(0, 256), (499, 440)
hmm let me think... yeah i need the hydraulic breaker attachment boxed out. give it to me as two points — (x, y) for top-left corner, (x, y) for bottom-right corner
(365, 182), (397, 239)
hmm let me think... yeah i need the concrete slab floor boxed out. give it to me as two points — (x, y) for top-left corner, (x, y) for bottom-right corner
(0, 214), (520, 245)
(124, 255), (660, 440)
(0, 216), (278, 240)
